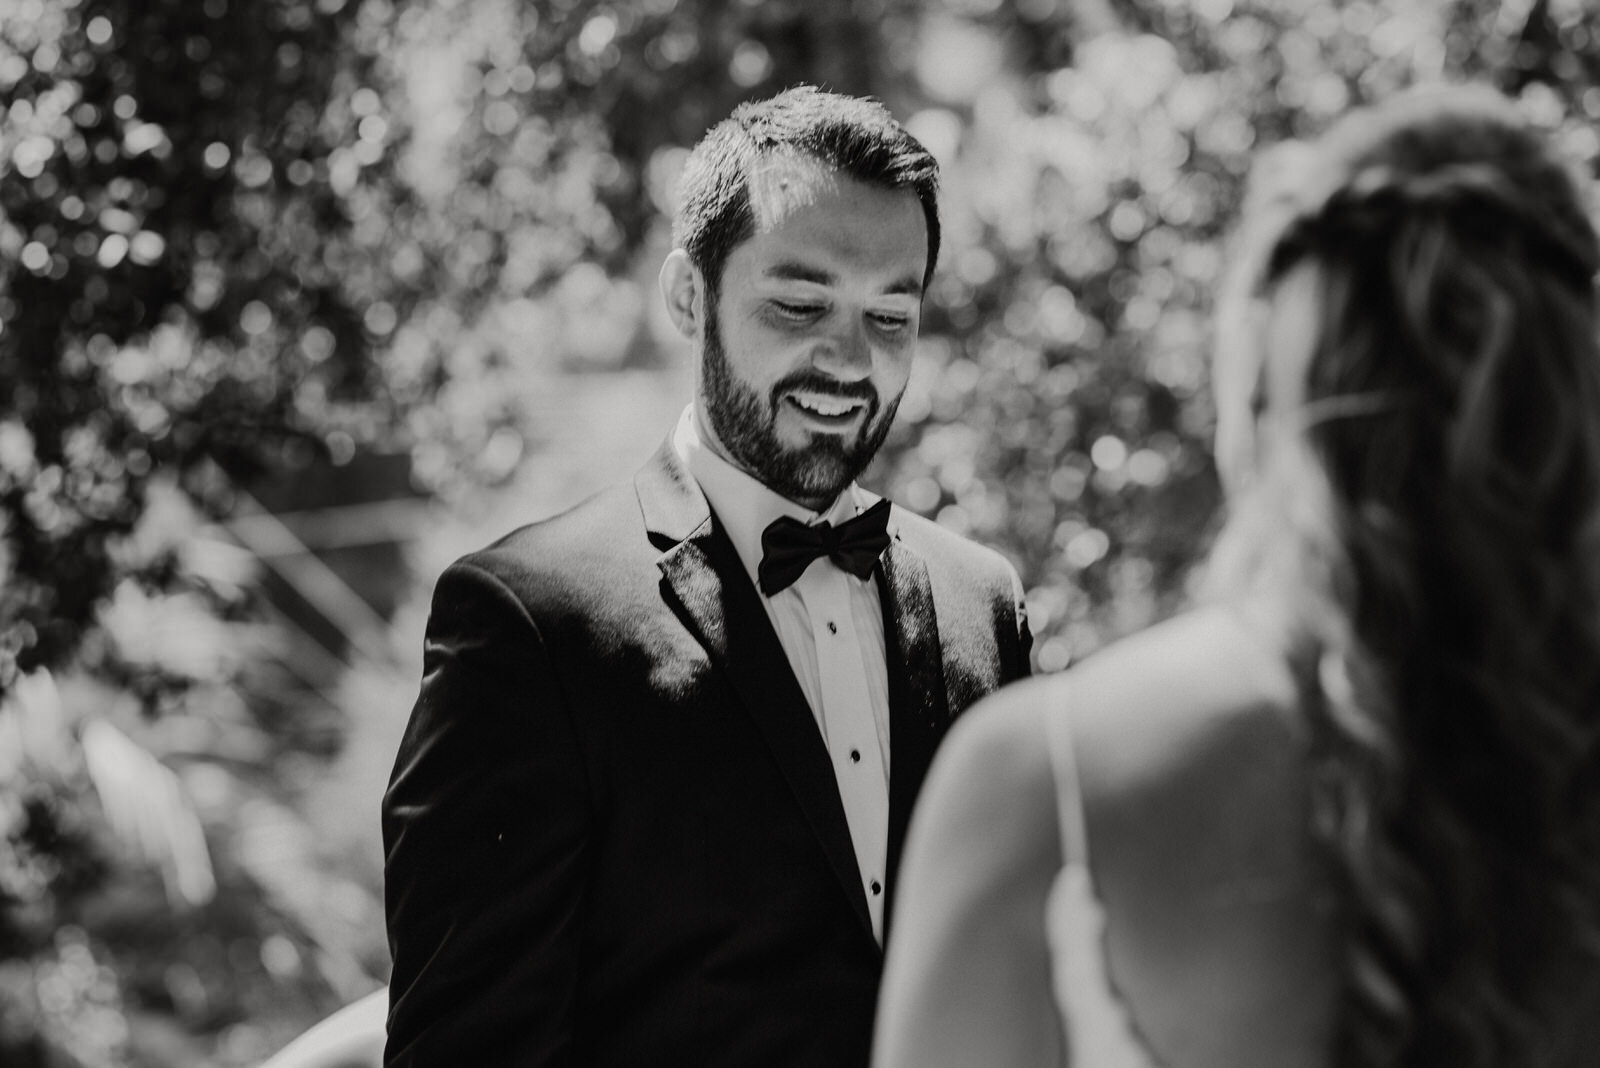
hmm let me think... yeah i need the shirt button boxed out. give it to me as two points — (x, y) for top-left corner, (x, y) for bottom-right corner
(850, 749), (861, 763)
(827, 621), (838, 635)
(871, 881), (882, 895)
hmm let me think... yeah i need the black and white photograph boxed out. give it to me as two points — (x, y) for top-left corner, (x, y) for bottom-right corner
(4, 1), (1600, 1065)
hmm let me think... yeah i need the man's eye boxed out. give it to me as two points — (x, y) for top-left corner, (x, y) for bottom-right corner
(870, 313), (911, 333)
(773, 301), (825, 321)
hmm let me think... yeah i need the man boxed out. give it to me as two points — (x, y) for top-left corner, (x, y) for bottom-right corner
(382, 86), (1031, 1067)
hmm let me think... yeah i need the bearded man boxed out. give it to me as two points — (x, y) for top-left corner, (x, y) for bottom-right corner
(382, 86), (1031, 1068)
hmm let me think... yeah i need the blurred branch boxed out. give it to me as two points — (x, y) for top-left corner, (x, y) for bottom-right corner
(216, 488), (402, 669)
(80, 717), (216, 910)
(0, 668), (78, 780)
(229, 499), (433, 554)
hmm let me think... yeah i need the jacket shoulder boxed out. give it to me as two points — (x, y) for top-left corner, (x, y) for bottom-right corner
(443, 480), (650, 610)
(889, 505), (1020, 588)
(887, 504), (1031, 699)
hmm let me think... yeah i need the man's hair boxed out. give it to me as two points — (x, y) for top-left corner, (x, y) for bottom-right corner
(672, 85), (941, 296)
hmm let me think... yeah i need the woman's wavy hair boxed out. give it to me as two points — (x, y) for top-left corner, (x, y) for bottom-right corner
(1207, 84), (1600, 1067)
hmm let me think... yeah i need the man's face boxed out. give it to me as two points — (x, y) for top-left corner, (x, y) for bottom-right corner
(695, 160), (928, 509)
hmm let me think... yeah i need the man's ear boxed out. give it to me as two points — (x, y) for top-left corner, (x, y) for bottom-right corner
(659, 249), (703, 342)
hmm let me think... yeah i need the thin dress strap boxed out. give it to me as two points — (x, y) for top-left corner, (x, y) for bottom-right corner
(1042, 689), (1090, 869)
(1040, 687), (1164, 1068)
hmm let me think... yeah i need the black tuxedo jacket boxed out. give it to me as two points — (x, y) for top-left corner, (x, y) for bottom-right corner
(382, 438), (1031, 1067)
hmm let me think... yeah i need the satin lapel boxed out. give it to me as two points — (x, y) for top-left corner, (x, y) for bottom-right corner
(877, 529), (951, 937)
(638, 444), (875, 943)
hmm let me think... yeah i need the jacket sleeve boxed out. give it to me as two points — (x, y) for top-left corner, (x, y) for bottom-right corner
(382, 558), (590, 1066)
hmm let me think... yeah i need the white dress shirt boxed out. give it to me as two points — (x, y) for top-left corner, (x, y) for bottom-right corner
(674, 406), (893, 942)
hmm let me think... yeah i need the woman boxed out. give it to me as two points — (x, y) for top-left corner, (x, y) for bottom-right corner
(873, 84), (1600, 1068)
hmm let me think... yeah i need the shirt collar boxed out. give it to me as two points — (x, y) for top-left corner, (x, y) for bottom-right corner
(672, 406), (864, 591)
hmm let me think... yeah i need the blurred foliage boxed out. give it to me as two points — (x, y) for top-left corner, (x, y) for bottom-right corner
(877, 0), (1600, 671)
(1, 0), (420, 1063)
(4, 0), (1600, 1063)
(4, 0), (393, 686)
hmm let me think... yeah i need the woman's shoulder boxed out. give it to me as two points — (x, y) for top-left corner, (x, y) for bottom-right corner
(958, 605), (1304, 803)
(1053, 605), (1340, 1067)
(930, 603), (1310, 879)
(1064, 603), (1308, 809)
(958, 599), (1299, 752)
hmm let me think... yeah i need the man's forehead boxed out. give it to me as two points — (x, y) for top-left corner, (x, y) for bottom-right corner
(746, 153), (843, 233)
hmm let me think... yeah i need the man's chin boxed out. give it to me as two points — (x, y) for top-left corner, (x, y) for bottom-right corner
(718, 417), (883, 504)
(778, 452), (863, 504)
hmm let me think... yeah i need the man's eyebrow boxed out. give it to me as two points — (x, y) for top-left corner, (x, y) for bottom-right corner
(764, 262), (924, 298)
(764, 262), (835, 286)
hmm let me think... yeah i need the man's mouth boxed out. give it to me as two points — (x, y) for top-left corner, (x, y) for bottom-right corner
(784, 390), (868, 425)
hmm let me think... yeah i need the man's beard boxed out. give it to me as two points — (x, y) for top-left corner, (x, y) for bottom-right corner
(702, 307), (900, 506)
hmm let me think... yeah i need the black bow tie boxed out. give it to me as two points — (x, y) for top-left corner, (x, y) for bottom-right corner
(758, 498), (892, 595)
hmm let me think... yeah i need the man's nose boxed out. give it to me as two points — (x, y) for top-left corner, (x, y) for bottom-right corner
(811, 319), (872, 380)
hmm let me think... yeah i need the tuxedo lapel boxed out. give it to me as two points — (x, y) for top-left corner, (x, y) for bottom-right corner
(877, 526), (951, 937)
(636, 442), (875, 944)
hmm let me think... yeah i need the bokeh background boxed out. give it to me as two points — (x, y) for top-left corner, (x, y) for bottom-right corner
(3, 0), (1598, 1063)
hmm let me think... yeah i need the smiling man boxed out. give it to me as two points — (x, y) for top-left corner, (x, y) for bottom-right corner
(382, 87), (1031, 1068)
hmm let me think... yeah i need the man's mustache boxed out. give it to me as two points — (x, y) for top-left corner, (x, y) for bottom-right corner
(769, 372), (880, 411)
